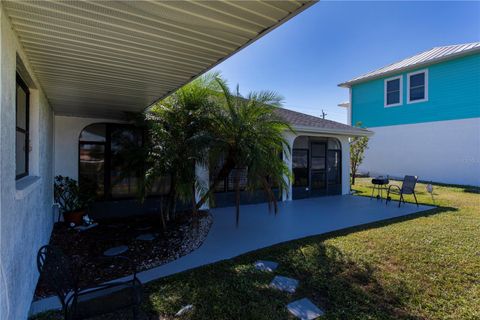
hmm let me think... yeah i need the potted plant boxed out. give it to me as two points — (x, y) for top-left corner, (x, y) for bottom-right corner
(54, 175), (95, 225)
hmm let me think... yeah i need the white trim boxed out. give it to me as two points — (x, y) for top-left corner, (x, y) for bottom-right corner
(291, 125), (373, 137)
(348, 87), (352, 125)
(407, 69), (429, 104)
(384, 75), (403, 107)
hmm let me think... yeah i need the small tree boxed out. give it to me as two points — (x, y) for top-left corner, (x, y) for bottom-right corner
(350, 122), (369, 185)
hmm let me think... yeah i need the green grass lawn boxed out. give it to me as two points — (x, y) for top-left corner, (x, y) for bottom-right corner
(33, 179), (479, 320)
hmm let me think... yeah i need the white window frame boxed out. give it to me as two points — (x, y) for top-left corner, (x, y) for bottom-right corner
(384, 75), (403, 108)
(407, 69), (428, 104)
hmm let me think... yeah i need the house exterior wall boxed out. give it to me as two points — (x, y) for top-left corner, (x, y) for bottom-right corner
(348, 53), (480, 186)
(359, 118), (480, 186)
(351, 53), (480, 127)
(0, 5), (55, 320)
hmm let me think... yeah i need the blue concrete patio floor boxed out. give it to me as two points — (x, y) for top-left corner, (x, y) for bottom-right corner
(30, 195), (433, 315)
(138, 195), (432, 282)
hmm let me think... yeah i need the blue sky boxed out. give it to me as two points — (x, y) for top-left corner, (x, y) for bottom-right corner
(212, 1), (480, 123)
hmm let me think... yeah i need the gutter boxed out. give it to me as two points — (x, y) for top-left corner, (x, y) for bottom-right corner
(292, 125), (373, 137)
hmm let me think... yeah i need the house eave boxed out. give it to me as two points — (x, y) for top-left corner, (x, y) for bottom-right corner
(338, 46), (480, 88)
(292, 125), (373, 137)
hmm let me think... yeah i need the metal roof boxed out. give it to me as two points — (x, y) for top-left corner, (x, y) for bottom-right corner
(275, 108), (371, 136)
(339, 42), (480, 88)
(2, 0), (315, 118)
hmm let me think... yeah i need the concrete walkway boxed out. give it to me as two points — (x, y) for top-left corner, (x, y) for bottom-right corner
(30, 195), (433, 315)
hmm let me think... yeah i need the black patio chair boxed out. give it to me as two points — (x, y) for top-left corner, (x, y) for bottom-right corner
(386, 175), (419, 207)
(37, 245), (143, 320)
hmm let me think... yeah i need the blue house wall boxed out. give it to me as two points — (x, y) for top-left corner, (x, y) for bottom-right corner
(351, 53), (480, 128)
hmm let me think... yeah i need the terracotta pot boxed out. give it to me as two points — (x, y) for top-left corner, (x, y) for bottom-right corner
(63, 209), (85, 225)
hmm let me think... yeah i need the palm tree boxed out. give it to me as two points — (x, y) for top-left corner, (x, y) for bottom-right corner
(196, 78), (293, 224)
(125, 73), (221, 226)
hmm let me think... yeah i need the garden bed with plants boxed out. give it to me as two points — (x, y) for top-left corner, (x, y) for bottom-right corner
(34, 211), (212, 300)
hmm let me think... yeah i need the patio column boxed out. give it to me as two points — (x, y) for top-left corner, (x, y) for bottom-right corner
(339, 136), (351, 195)
(282, 132), (296, 201)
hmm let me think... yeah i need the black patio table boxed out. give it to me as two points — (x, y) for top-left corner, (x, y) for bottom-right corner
(370, 177), (390, 201)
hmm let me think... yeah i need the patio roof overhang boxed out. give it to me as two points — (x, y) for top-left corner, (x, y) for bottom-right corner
(3, 0), (315, 119)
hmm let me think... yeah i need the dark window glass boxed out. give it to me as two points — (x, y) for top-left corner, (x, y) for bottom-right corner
(293, 149), (309, 187)
(410, 87), (425, 101)
(79, 123), (155, 200)
(311, 158), (325, 170)
(410, 73), (425, 87)
(311, 143), (325, 157)
(327, 150), (341, 185)
(16, 75), (29, 179)
(409, 72), (426, 101)
(311, 171), (326, 189)
(292, 149), (308, 169)
(387, 92), (400, 105)
(80, 124), (106, 142)
(386, 79), (400, 91)
(328, 139), (341, 150)
(386, 78), (401, 106)
(110, 127), (142, 198)
(227, 167), (248, 191)
(79, 144), (105, 197)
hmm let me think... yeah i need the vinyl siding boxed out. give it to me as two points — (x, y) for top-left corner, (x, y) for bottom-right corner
(351, 53), (480, 127)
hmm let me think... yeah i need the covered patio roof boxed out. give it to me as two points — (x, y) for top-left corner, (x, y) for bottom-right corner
(3, 0), (314, 119)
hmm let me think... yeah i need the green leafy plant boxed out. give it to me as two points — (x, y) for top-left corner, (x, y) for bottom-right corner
(196, 77), (293, 224)
(350, 122), (369, 185)
(54, 175), (94, 214)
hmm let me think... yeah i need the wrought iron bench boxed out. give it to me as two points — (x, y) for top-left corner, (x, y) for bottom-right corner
(37, 245), (143, 320)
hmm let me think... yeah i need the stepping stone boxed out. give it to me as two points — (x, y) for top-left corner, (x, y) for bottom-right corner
(270, 275), (299, 293)
(103, 245), (128, 257)
(254, 260), (279, 272)
(136, 233), (156, 241)
(287, 298), (324, 320)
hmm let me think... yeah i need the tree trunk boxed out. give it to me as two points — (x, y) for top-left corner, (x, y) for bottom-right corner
(168, 175), (177, 220)
(234, 170), (241, 227)
(262, 177), (278, 214)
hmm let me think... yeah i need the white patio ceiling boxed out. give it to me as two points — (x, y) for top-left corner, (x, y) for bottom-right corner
(3, 0), (314, 118)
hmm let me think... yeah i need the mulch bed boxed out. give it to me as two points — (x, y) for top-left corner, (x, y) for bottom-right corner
(34, 211), (212, 300)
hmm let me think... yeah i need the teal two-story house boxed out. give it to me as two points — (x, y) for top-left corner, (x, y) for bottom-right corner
(339, 42), (480, 186)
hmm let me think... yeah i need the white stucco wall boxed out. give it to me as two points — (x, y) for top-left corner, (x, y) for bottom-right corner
(0, 6), (55, 320)
(360, 118), (480, 186)
(54, 116), (125, 180)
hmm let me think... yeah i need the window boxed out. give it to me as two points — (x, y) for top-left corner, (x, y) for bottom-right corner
(79, 123), (171, 200)
(292, 149), (309, 187)
(384, 75), (402, 107)
(408, 69), (428, 103)
(16, 74), (29, 179)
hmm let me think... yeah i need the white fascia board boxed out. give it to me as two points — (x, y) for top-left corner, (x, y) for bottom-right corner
(291, 125), (373, 137)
